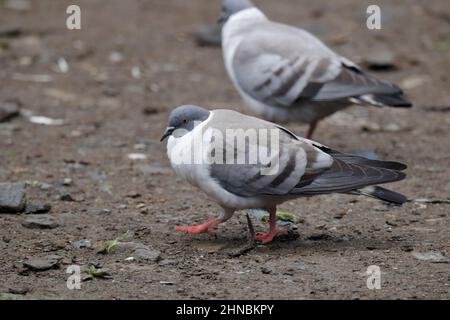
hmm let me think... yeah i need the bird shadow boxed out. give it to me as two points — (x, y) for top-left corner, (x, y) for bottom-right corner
(190, 231), (411, 258)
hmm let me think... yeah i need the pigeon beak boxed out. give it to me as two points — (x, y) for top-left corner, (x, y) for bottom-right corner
(160, 126), (175, 142)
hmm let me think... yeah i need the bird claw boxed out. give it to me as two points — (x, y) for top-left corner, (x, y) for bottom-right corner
(255, 228), (288, 244)
(175, 225), (216, 237)
(175, 216), (223, 238)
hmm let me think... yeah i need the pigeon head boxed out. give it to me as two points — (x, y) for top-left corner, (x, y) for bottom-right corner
(218, 0), (255, 23)
(160, 105), (210, 141)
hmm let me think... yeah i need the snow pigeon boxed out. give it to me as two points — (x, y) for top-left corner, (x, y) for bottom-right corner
(161, 105), (407, 244)
(219, 0), (412, 139)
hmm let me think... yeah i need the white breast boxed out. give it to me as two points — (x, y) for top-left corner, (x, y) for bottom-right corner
(167, 114), (211, 185)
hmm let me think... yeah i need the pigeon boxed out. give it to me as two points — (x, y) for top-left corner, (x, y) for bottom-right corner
(161, 105), (407, 244)
(219, 0), (412, 139)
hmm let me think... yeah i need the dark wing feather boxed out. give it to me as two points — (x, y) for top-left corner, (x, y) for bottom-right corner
(313, 145), (407, 171)
(310, 65), (402, 101)
(352, 186), (408, 205)
(291, 158), (405, 195)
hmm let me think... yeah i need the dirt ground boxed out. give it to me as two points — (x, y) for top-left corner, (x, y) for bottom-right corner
(0, 0), (449, 300)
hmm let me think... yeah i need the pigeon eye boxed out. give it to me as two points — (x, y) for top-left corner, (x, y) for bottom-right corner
(182, 118), (188, 124)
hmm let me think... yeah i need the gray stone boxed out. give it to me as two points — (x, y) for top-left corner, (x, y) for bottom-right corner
(111, 242), (161, 263)
(134, 248), (161, 263)
(261, 267), (272, 274)
(0, 101), (20, 122)
(412, 251), (449, 263)
(0, 182), (26, 213)
(72, 239), (92, 249)
(22, 214), (58, 229)
(60, 193), (76, 202)
(110, 242), (145, 253)
(24, 203), (51, 214)
(23, 255), (61, 271)
(333, 211), (346, 219)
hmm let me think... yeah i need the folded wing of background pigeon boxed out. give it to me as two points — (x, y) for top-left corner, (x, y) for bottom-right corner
(232, 22), (411, 108)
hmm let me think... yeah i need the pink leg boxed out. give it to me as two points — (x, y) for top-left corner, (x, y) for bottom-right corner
(255, 208), (288, 244)
(306, 121), (318, 140)
(176, 217), (223, 237)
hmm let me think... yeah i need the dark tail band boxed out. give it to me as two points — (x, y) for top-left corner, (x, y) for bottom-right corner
(354, 186), (408, 205)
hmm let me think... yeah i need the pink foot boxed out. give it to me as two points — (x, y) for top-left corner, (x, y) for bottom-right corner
(175, 225), (216, 237)
(175, 217), (223, 237)
(255, 228), (288, 244)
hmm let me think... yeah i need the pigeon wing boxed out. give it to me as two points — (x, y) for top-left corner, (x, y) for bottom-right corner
(232, 22), (404, 105)
(206, 110), (333, 197)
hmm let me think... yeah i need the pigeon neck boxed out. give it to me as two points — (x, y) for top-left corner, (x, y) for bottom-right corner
(227, 7), (266, 28)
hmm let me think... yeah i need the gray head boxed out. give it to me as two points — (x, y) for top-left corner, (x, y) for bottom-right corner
(218, 0), (255, 24)
(160, 105), (210, 141)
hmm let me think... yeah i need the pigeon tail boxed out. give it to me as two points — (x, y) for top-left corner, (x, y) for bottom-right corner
(291, 147), (407, 204)
(353, 186), (408, 205)
(356, 92), (412, 108)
